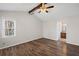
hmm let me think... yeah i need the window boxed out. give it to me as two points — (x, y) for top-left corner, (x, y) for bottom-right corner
(2, 19), (16, 37)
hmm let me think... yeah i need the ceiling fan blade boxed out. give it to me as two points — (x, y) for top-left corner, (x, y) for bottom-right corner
(46, 10), (48, 13)
(43, 3), (47, 5)
(28, 3), (42, 14)
(47, 6), (54, 9)
(38, 11), (41, 13)
(28, 3), (48, 14)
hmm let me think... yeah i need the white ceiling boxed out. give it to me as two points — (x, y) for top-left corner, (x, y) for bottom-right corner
(0, 3), (79, 21)
(0, 3), (38, 11)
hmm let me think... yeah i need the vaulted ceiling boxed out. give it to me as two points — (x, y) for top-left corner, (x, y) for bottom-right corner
(0, 3), (79, 21)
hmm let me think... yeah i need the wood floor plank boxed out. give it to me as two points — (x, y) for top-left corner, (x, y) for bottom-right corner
(0, 38), (79, 56)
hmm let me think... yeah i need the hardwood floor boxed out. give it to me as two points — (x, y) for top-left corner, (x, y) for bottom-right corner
(0, 38), (79, 56)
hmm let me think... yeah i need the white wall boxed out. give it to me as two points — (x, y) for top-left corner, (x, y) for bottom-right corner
(0, 11), (43, 49)
(43, 19), (57, 40)
(43, 16), (79, 46)
(63, 16), (79, 45)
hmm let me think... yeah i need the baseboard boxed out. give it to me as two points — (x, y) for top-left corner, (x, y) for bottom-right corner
(0, 37), (43, 50)
(44, 38), (79, 47)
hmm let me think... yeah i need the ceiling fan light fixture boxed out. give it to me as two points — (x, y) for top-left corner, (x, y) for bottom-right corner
(40, 7), (47, 13)
(39, 3), (48, 13)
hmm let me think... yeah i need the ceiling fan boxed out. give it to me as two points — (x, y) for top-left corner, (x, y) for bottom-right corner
(28, 3), (54, 14)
